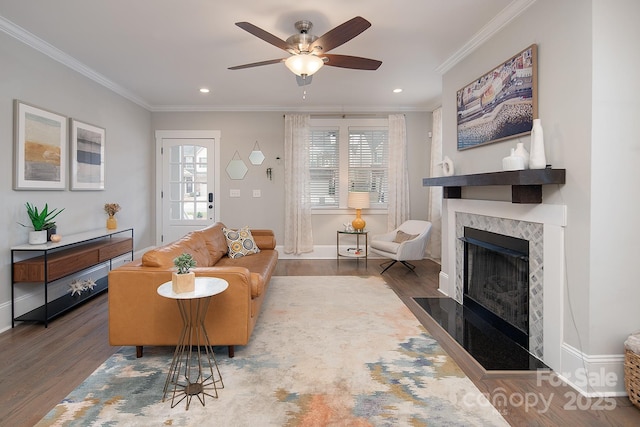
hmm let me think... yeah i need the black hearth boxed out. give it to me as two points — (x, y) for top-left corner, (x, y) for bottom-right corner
(412, 226), (547, 371)
(413, 297), (547, 371)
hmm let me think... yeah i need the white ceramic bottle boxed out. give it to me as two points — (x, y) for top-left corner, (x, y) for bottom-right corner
(514, 142), (529, 169)
(529, 118), (546, 169)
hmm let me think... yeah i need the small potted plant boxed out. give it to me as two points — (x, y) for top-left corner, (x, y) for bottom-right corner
(172, 253), (196, 293)
(19, 203), (64, 244)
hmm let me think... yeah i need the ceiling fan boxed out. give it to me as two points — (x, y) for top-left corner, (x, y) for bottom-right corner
(228, 16), (382, 86)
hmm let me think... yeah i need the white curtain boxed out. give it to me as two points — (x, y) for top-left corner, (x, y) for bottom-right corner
(283, 114), (314, 254)
(426, 107), (443, 260)
(387, 114), (410, 231)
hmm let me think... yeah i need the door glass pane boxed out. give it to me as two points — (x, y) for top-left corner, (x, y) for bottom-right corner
(170, 201), (182, 220)
(195, 202), (207, 219)
(169, 144), (208, 221)
(170, 182), (181, 200)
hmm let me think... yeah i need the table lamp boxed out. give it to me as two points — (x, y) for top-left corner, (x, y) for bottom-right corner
(348, 192), (370, 232)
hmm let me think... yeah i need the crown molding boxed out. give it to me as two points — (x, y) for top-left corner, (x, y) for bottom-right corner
(0, 15), (152, 110)
(435, 0), (537, 74)
(149, 104), (431, 113)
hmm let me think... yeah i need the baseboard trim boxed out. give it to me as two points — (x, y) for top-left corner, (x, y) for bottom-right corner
(559, 343), (627, 397)
(438, 271), (450, 297)
(276, 245), (385, 260)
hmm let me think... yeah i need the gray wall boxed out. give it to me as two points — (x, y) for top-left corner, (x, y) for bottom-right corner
(442, 0), (640, 359)
(0, 31), (153, 331)
(151, 111), (432, 246)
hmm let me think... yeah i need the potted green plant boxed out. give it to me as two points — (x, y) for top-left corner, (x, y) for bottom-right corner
(172, 253), (196, 293)
(19, 203), (64, 244)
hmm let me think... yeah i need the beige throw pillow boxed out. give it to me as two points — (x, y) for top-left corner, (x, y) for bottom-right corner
(393, 230), (418, 243)
(223, 226), (261, 258)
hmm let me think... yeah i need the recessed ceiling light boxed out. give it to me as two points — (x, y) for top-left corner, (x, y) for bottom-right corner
(393, 88), (403, 93)
(199, 88), (210, 93)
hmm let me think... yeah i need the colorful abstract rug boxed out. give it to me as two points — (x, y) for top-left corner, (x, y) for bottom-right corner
(37, 276), (507, 426)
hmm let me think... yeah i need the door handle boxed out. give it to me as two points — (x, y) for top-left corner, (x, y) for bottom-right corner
(208, 193), (213, 203)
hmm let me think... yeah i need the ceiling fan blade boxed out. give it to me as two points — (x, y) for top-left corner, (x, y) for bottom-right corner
(228, 58), (285, 70)
(235, 22), (290, 52)
(310, 16), (371, 53)
(322, 54), (382, 70)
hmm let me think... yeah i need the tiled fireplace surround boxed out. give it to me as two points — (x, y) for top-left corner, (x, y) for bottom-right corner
(440, 199), (566, 373)
(455, 211), (544, 359)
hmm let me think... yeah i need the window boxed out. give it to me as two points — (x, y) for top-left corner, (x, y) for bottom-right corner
(349, 128), (388, 204)
(309, 128), (339, 207)
(309, 118), (388, 209)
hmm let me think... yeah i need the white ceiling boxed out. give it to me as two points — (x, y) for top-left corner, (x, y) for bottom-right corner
(0, 0), (530, 112)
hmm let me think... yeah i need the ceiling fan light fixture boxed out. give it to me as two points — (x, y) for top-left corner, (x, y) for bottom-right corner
(285, 54), (324, 76)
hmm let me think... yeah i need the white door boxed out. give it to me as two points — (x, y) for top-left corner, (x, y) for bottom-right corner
(156, 131), (220, 244)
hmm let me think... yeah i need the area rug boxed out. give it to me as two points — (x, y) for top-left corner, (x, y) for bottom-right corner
(37, 276), (507, 426)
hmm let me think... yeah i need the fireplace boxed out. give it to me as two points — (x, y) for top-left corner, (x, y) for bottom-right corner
(462, 227), (529, 349)
(413, 201), (566, 372)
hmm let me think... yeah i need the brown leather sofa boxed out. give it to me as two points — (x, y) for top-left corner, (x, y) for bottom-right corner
(108, 222), (278, 358)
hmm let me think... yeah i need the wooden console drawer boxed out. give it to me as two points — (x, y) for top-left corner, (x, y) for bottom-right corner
(99, 238), (133, 262)
(13, 237), (133, 282)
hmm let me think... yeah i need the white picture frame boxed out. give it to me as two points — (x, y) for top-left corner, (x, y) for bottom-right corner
(70, 119), (105, 190)
(14, 100), (68, 190)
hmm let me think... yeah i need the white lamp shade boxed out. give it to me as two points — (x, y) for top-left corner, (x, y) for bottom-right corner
(348, 192), (370, 209)
(285, 54), (324, 76)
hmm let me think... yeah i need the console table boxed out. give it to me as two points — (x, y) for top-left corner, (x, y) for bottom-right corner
(11, 227), (134, 327)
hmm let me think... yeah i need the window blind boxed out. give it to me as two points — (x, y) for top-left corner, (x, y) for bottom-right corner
(309, 129), (339, 207)
(348, 128), (388, 206)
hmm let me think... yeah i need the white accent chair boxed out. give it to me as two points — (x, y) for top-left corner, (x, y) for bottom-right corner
(369, 220), (432, 274)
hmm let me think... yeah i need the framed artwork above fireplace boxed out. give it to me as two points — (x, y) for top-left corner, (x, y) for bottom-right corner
(456, 44), (538, 150)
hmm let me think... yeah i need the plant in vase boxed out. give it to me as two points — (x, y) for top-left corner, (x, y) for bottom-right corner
(104, 203), (121, 230)
(172, 253), (197, 293)
(19, 203), (64, 244)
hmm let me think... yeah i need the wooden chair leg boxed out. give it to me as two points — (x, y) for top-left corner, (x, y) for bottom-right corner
(136, 346), (143, 358)
(228, 345), (235, 358)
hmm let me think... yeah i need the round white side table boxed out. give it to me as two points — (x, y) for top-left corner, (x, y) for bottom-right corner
(157, 277), (228, 409)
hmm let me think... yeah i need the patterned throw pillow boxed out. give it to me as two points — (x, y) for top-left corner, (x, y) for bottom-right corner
(222, 226), (261, 258)
(393, 230), (418, 243)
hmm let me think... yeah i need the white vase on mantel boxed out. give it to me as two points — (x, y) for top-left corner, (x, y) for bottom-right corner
(529, 118), (546, 169)
(513, 142), (529, 170)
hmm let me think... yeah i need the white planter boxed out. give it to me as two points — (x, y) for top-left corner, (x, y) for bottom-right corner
(529, 119), (547, 169)
(28, 230), (47, 245)
(514, 142), (530, 169)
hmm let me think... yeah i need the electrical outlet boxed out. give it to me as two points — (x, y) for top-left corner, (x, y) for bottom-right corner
(253, 189), (261, 198)
(230, 189), (240, 197)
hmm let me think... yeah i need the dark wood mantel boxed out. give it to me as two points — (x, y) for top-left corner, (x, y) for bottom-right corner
(422, 168), (566, 204)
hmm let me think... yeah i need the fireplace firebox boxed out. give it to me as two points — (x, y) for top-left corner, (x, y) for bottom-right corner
(462, 227), (529, 349)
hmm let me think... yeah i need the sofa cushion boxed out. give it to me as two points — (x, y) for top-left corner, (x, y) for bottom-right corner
(193, 222), (228, 265)
(142, 231), (211, 268)
(223, 226), (261, 258)
(215, 250), (276, 298)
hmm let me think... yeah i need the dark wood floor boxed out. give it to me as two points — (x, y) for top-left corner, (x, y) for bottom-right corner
(1, 258), (638, 426)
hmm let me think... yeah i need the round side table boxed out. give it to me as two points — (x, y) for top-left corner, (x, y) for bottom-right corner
(157, 277), (228, 409)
